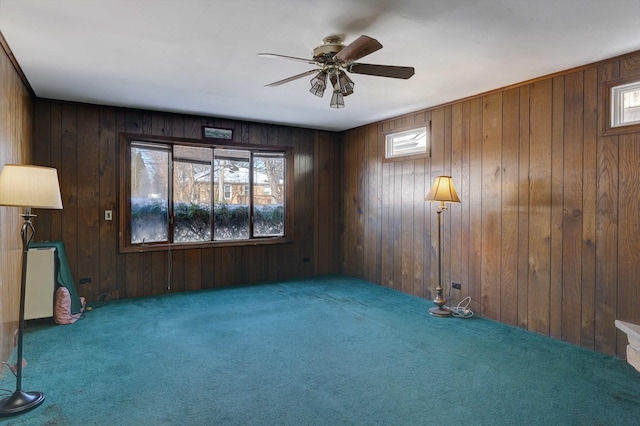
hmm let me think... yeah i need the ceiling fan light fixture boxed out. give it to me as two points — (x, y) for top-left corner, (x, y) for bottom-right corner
(309, 71), (328, 97)
(337, 71), (354, 96)
(330, 90), (345, 109)
(329, 70), (340, 92)
(259, 34), (414, 109)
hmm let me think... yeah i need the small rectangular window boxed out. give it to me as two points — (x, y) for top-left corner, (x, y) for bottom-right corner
(385, 125), (430, 159)
(611, 81), (640, 128)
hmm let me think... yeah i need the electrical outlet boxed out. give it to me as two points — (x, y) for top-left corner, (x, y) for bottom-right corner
(452, 282), (462, 290)
(105, 210), (113, 221)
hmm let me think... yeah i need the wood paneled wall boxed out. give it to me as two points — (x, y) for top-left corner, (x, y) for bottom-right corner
(0, 40), (32, 362)
(341, 51), (640, 358)
(32, 100), (341, 304)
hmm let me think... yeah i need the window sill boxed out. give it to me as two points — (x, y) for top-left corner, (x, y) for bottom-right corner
(119, 236), (293, 253)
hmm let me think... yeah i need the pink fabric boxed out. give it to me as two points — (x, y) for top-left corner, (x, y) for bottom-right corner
(54, 286), (85, 325)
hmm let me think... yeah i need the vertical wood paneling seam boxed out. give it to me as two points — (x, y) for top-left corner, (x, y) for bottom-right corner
(551, 76), (566, 342)
(550, 81), (554, 332)
(499, 95), (504, 321)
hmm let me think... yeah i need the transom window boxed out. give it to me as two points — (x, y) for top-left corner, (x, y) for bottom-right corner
(611, 80), (640, 128)
(120, 134), (292, 252)
(384, 124), (430, 160)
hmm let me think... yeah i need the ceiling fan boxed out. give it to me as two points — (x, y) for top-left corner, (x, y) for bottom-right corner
(258, 35), (415, 108)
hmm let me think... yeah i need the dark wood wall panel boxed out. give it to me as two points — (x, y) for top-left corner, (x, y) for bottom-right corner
(549, 75), (565, 341)
(341, 50), (640, 359)
(581, 67), (598, 351)
(618, 135), (640, 356)
(500, 87), (519, 326)
(0, 40), (33, 362)
(480, 92), (502, 320)
(370, 113), (434, 297)
(562, 72), (580, 345)
(595, 62), (620, 356)
(32, 100), (342, 303)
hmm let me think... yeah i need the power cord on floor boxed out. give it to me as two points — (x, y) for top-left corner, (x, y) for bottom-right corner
(85, 292), (112, 312)
(446, 296), (474, 318)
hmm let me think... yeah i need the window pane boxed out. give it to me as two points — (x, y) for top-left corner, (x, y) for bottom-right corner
(131, 144), (169, 243)
(213, 149), (250, 240)
(622, 89), (640, 124)
(173, 146), (212, 242)
(253, 154), (285, 237)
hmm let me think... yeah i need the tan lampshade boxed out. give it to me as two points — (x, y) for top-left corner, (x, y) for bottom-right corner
(426, 176), (460, 203)
(0, 164), (63, 209)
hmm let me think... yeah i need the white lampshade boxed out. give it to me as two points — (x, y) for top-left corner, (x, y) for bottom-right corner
(426, 176), (460, 203)
(0, 164), (63, 209)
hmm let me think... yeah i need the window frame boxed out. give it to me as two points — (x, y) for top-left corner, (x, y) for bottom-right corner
(119, 133), (294, 253)
(383, 123), (431, 162)
(603, 75), (640, 136)
(223, 184), (232, 200)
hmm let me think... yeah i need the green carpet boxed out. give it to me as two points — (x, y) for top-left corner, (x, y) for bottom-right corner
(1, 275), (639, 425)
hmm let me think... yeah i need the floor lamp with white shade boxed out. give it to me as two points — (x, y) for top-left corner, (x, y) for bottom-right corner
(0, 164), (63, 416)
(426, 175), (460, 317)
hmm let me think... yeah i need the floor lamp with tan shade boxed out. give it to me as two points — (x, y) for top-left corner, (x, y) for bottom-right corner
(0, 164), (63, 416)
(425, 176), (460, 317)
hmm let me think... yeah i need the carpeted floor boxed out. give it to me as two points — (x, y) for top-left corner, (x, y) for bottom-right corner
(1, 275), (639, 425)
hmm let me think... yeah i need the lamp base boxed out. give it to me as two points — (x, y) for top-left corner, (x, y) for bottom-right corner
(429, 306), (452, 317)
(0, 390), (45, 416)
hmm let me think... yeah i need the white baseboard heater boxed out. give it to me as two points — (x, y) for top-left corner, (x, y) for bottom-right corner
(24, 247), (56, 320)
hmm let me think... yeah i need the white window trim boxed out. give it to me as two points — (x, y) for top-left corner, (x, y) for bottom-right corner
(611, 80), (640, 128)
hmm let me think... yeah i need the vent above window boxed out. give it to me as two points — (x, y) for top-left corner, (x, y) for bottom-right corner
(385, 125), (430, 160)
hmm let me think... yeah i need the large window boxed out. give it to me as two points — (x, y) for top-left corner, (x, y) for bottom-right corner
(120, 134), (292, 252)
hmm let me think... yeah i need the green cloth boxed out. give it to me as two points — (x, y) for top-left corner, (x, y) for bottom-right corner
(29, 241), (82, 314)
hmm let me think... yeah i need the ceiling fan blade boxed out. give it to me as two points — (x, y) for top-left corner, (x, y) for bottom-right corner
(335, 35), (383, 63)
(264, 69), (319, 87)
(258, 53), (318, 65)
(348, 63), (415, 79)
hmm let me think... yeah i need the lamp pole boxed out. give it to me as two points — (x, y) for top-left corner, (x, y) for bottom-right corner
(429, 202), (451, 317)
(0, 208), (46, 415)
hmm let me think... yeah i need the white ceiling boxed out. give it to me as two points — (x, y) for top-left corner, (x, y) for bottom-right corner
(2, 0), (640, 132)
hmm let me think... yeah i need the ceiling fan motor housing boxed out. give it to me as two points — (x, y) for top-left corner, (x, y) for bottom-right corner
(313, 36), (345, 61)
